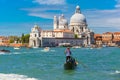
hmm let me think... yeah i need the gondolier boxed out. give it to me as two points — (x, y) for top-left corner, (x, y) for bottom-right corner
(64, 47), (72, 62)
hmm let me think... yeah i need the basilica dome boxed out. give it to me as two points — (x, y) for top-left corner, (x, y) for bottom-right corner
(59, 18), (68, 25)
(70, 6), (86, 25)
(59, 14), (68, 26)
(70, 13), (86, 24)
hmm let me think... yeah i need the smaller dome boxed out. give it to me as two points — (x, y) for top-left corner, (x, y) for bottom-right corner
(59, 14), (68, 25)
(59, 19), (68, 25)
(61, 14), (64, 17)
(34, 24), (39, 28)
(76, 5), (80, 10)
(32, 24), (41, 33)
(54, 16), (57, 18)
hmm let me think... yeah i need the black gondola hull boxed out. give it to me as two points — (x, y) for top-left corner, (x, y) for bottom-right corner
(64, 57), (77, 70)
(64, 62), (77, 70)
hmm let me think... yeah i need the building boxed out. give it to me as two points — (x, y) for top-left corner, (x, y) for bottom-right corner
(0, 36), (10, 46)
(29, 5), (94, 47)
(113, 32), (120, 46)
(94, 34), (102, 47)
(94, 32), (120, 47)
(102, 32), (113, 46)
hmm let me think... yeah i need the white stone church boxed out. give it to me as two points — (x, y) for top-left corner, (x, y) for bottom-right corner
(29, 5), (94, 47)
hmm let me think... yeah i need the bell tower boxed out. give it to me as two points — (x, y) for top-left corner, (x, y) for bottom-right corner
(53, 16), (58, 30)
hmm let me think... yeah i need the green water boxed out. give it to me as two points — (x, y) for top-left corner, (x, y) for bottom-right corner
(0, 47), (120, 80)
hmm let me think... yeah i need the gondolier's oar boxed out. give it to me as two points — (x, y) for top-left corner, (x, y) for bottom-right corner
(71, 56), (89, 70)
(71, 56), (86, 68)
(79, 60), (90, 70)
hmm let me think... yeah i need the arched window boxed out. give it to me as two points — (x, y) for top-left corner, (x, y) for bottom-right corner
(72, 27), (74, 32)
(81, 27), (83, 32)
(35, 34), (37, 37)
(39, 33), (41, 37)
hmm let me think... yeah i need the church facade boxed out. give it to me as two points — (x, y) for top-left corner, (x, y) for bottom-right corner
(29, 5), (94, 47)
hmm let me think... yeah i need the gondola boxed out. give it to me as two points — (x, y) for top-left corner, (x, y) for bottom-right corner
(64, 57), (77, 70)
(0, 49), (10, 53)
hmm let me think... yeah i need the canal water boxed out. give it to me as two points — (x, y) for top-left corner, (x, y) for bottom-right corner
(0, 47), (120, 80)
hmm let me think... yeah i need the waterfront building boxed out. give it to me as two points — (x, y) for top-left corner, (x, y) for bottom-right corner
(0, 36), (9, 46)
(94, 34), (102, 47)
(29, 5), (94, 47)
(113, 32), (120, 46)
(102, 32), (113, 46)
(94, 32), (120, 47)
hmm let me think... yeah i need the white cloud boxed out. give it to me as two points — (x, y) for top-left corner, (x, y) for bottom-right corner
(83, 0), (120, 33)
(28, 12), (53, 19)
(21, 8), (57, 19)
(83, 9), (120, 33)
(32, 0), (66, 5)
(115, 0), (120, 2)
(115, 0), (120, 8)
(21, 6), (68, 19)
(115, 4), (120, 8)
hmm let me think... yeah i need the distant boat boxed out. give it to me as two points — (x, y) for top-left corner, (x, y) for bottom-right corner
(102, 44), (107, 47)
(115, 70), (120, 74)
(32, 46), (39, 48)
(43, 47), (50, 52)
(0, 49), (10, 53)
(14, 47), (20, 50)
(72, 46), (81, 48)
(58, 43), (71, 47)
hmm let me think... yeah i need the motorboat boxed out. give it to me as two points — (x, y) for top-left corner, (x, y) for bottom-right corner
(0, 49), (10, 53)
(43, 47), (50, 52)
(32, 46), (39, 49)
(14, 47), (20, 50)
(64, 57), (77, 70)
(72, 46), (81, 48)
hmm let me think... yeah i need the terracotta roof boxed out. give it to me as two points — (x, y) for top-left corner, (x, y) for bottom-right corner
(42, 30), (53, 32)
(54, 29), (73, 33)
(113, 32), (120, 34)
(103, 32), (113, 34)
(96, 38), (102, 40)
(94, 34), (102, 38)
(42, 29), (73, 33)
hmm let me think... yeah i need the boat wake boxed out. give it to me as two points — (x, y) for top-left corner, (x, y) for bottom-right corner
(114, 70), (120, 74)
(40, 49), (55, 52)
(110, 70), (120, 74)
(0, 73), (38, 80)
(0, 52), (11, 55)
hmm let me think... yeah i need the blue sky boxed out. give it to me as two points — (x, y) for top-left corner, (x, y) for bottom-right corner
(0, 0), (120, 36)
